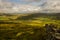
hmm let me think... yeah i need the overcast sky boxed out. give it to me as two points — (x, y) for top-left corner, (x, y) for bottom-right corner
(0, 0), (60, 13)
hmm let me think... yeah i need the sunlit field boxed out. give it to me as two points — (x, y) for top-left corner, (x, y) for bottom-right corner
(0, 13), (60, 40)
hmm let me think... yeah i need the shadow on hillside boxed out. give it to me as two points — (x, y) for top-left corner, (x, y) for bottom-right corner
(16, 13), (60, 20)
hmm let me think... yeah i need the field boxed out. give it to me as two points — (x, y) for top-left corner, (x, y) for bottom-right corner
(0, 13), (60, 40)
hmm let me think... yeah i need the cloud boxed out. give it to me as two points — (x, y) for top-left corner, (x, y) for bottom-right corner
(0, 0), (8, 2)
(41, 0), (60, 13)
(0, 0), (60, 13)
(0, 0), (42, 13)
(23, 0), (41, 2)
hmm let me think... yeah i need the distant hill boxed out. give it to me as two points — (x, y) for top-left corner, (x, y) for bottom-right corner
(16, 13), (60, 20)
(0, 13), (60, 20)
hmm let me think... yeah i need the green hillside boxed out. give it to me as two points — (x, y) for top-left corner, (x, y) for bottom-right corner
(0, 13), (60, 40)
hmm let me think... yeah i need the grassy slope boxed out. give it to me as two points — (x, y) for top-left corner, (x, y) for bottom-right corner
(0, 13), (60, 27)
(16, 13), (60, 27)
(0, 13), (60, 40)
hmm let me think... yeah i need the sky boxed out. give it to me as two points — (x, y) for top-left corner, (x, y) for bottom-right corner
(1, 0), (45, 6)
(0, 0), (60, 13)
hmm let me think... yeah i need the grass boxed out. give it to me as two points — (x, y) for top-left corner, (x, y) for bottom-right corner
(0, 13), (60, 40)
(0, 16), (9, 20)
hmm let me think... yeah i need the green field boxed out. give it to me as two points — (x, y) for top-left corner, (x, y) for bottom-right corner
(0, 13), (60, 40)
